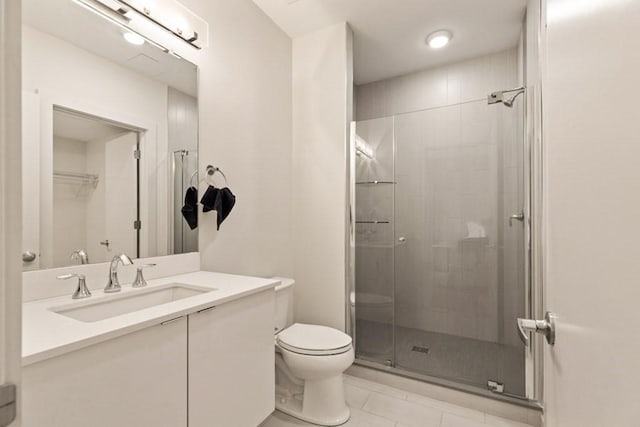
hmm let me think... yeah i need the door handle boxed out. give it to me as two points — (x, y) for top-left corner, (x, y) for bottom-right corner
(517, 311), (557, 346)
(509, 212), (525, 227)
(22, 251), (37, 263)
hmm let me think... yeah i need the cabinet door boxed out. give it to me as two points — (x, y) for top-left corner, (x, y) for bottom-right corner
(23, 317), (188, 427)
(189, 290), (275, 427)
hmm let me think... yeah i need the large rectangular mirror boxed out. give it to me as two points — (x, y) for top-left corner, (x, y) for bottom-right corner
(22, 0), (199, 270)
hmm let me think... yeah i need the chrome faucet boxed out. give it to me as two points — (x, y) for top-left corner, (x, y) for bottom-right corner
(57, 273), (92, 299)
(70, 249), (89, 265)
(104, 253), (134, 293)
(132, 263), (156, 288)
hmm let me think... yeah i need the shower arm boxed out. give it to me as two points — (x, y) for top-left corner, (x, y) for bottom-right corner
(487, 86), (526, 106)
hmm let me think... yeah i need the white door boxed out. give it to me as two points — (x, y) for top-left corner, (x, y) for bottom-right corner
(542, 0), (640, 425)
(21, 91), (40, 270)
(104, 131), (138, 258)
(0, 1), (23, 425)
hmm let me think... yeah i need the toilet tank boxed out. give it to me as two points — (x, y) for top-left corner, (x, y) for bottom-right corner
(273, 277), (295, 334)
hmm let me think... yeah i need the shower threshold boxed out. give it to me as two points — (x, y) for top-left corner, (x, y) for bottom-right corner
(352, 358), (541, 409)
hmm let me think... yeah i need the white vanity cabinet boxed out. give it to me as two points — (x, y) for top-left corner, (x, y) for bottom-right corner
(22, 288), (275, 427)
(188, 289), (275, 427)
(22, 317), (188, 427)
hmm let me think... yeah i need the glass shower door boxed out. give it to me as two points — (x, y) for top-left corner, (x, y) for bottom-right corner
(172, 150), (199, 254)
(393, 97), (527, 396)
(353, 117), (396, 366)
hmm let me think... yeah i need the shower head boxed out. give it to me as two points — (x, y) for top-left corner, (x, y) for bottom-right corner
(503, 89), (525, 107)
(488, 87), (525, 108)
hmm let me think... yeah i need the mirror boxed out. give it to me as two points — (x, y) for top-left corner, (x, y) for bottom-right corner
(22, 0), (199, 270)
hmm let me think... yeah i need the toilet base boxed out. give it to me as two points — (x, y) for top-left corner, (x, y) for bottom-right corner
(275, 390), (350, 427)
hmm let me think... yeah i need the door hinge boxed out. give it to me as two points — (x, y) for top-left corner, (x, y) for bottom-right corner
(134, 149), (141, 160)
(134, 220), (142, 230)
(0, 383), (16, 427)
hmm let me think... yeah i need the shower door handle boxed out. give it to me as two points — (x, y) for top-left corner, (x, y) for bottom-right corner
(509, 212), (525, 226)
(517, 312), (557, 346)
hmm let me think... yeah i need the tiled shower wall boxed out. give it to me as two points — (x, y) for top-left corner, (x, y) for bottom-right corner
(355, 48), (525, 348)
(355, 49), (518, 121)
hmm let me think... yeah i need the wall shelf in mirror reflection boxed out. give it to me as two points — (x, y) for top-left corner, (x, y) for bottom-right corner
(22, 0), (199, 271)
(53, 171), (99, 189)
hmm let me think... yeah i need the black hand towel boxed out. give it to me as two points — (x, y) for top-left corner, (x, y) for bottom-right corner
(200, 185), (220, 213)
(180, 186), (198, 230)
(213, 187), (236, 230)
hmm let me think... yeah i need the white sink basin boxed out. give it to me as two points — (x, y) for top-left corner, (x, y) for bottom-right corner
(50, 283), (215, 322)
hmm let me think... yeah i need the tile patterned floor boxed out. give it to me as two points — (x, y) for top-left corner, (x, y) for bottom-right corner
(356, 319), (525, 396)
(259, 375), (533, 427)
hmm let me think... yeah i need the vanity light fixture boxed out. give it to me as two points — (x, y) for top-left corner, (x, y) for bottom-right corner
(426, 30), (452, 49)
(118, 0), (202, 48)
(123, 31), (145, 45)
(92, 0), (130, 13)
(71, 0), (169, 52)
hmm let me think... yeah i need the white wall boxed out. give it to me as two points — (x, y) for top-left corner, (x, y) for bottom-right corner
(177, 0), (294, 279)
(291, 23), (353, 331)
(22, 25), (169, 266)
(542, 0), (640, 425)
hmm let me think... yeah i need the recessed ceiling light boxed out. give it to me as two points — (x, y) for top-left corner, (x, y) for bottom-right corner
(123, 32), (145, 46)
(426, 30), (452, 49)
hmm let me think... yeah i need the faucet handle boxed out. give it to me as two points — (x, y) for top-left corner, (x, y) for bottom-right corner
(132, 264), (156, 288)
(70, 249), (90, 265)
(57, 273), (92, 299)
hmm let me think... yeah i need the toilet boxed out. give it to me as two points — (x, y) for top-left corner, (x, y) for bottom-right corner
(273, 278), (354, 426)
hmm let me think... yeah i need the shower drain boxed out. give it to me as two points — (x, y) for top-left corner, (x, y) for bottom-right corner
(411, 345), (430, 355)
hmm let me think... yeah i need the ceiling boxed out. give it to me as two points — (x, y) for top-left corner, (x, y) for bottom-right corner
(23, 0), (198, 97)
(253, 0), (527, 85)
(53, 109), (130, 142)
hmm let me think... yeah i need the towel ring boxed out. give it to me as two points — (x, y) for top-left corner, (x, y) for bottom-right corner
(206, 164), (229, 185)
(188, 165), (228, 189)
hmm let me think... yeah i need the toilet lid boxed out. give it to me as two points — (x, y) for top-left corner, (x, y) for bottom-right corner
(277, 323), (352, 355)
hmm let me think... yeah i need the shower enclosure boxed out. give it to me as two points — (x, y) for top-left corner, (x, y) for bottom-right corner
(350, 89), (529, 399)
(171, 149), (199, 254)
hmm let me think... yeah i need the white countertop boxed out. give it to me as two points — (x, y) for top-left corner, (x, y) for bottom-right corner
(23, 271), (278, 366)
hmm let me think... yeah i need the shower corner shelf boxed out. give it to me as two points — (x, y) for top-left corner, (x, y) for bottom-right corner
(356, 180), (396, 185)
(355, 220), (390, 224)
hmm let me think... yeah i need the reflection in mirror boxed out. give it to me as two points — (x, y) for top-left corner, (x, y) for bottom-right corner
(22, 0), (198, 271)
(53, 108), (140, 268)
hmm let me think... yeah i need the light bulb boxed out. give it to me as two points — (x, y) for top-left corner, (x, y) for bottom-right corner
(123, 32), (145, 46)
(426, 30), (452, 49)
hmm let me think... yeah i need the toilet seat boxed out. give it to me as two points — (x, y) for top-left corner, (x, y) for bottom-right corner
(277, 323), (352, 356)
